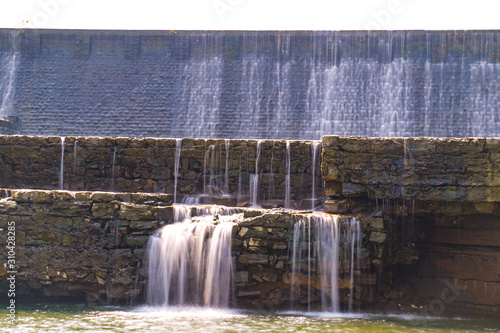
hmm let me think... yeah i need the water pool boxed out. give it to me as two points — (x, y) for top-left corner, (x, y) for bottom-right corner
(2, 305), (499, 333)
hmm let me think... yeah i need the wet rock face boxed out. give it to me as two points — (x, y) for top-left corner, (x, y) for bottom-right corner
(0, 189), (173, 304)
(322, 136), (500, 203)
(231, 209), (388, 311)
(0, 136), (322, 207)
(321, 136), (500, 317)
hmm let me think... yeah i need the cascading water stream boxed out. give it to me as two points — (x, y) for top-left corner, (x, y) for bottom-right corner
(311, 141), (321, 210)
(0, 35), (18, 119)
(146, 205), (242, 308)
(224, 139), (230, 194)
(110, 147), (117, 192)
(284, 141), (291, 209)
(249, 140), (262, 206)
(290, 214), (340, 312)
(59, 137), (65, 190)
(173, 139), (182, 203)
(289, 214), (362, 313)
(345, 218), (361, 312)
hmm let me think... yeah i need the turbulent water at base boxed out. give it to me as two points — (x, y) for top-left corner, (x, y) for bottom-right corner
(6, 305), (500, 333)
(146, 205), (242, 308)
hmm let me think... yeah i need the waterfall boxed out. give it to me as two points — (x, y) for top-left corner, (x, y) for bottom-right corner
(224, 139), (230, 194)
(284, 141), (291, 209)
(0, 34), (18, 119)
(315, 215), (340, 312)
(249, 140), (262, 206)
(290, 213), (340, 312)
(59, 137), (65, 190)
(310, 141), (321, 210)
(180, 54), (222, 139)
(289, 214), (362, 312)
(238, 55), (264, 139)
(110, 147), (117, 191)
(73, 140), (78, 176)
(146, 205), (242, 307)
(173, 139), (182, 203)
(6, 31), (500, 139)
(345, 218), (362, 312)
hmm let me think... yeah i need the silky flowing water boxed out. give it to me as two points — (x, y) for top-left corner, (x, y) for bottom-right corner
(3, 305), (499, 333)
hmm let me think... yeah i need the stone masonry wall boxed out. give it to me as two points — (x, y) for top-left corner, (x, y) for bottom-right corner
(0, 189), (173, 304)
(321, 136), (500, 316)
(322, 136), (500, 203)
(231, 209), (387, 311)
(0, 189), (393, 311)
(0, 135), (322, 208)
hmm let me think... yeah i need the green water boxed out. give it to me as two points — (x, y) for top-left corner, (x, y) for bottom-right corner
(1, 305), (499, 333)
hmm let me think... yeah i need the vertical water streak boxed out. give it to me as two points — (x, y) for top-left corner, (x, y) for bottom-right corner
(59, 137), (65, 190)
(290, 213), (341, 312)
(180, 37), (222, 139)
(173, 139), (182, 203)
(269, 35), (291, 139)
(267, 141), (276, 201)
(224, 139), (230, 194)
(311, 141), (321, 210)
(423, 61), (433, 136)
(111, 147), (117, 192)
(237, 155), (243, 203)
(203, 222), (235, 307)
(316, 214), (340, 312)
(249, 140), (263, 206)
(73, 140), (78, 177)
(290, 217), (305, 309)
(208, 144), (216, 190)
(346, 218), (361, 312)
(285, 141), (291, 209)
(307, 217), (312, 311)
(203, 140), (208, 194)
(238, 53), (264, 139)
(0, 35), (18, 118)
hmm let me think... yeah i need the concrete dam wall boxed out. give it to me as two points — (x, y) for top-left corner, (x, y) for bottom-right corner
(0, 29), (500, 139)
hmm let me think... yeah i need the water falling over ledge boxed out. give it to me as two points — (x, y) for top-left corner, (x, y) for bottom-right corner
(146, 205), (363, 312)
(146, 205), (243, 308)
